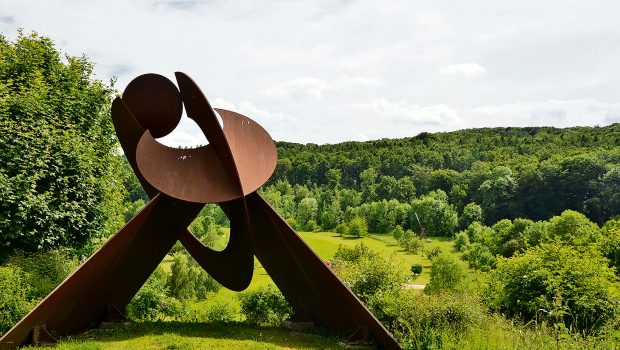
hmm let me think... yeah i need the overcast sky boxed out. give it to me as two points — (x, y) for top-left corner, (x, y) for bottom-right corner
(2, 0), (620, 145)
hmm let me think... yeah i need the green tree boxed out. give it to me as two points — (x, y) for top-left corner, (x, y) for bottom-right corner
(410, 190), (458, 237)
(485, 243), (620, 333)
(0, 31), (123, 259)
(478, 166), (516, 224)
(425, 253), (466, 293)
(296, 197), (318, 231)
(458, 202), (483, 230)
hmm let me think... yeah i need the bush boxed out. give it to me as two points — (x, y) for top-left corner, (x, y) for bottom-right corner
(391, 225), (404, 242)
(425, 246), (442, 261)
(347, 217), (368, 237)
(404, 237), (423, 254)
(7, 250), (78, 299)
(411, 263), (423, 275)
(126, 267), (185, 321)
(373, 290), (486, 349)
(0, 265), (32, 335)
(332, 244), (407, 304)
(485, 243), (620, 333)
(238, 285), (291, 326)
(202, 301), (237, 323)
(425, 254), (466, 293)
(463, 244), (496, 271)
(334, 222), (349, 235)
(453, 231), (470, 252)
(168, 252), (220, 300)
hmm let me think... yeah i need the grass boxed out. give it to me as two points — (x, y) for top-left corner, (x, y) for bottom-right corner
(26, 322), (345, 350)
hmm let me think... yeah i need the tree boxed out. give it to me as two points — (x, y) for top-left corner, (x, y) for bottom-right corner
(485, 243), (620, 333)
(547, 210), (600, 247)
(0, 31), (123, 260)
(425, 254), (466, 293)
(478, 166), (516, 224)
(296, 197), (318, 231)
(410, 190), (458, 237)
(458, 202), (483, 230)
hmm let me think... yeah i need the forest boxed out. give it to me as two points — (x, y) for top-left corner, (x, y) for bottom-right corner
(1, 32), (620, 349)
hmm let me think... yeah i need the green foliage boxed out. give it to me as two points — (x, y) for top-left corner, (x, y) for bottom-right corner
(296, 197), (318, 231)
(167, 252), (220, 301)
(271, 125), (620, 228)
(347, 216), (368, 237)
(201, 302), (237, 323)
(0, 31), (124, 259)
(127, 267), (185, 321)
(0, 265), (32, 334)
(238, 285), (291, 326)
(375, 291), (486, 349)
(485, 243), (620, 333)
(547, 210), (600, 247)
(410, 190), (458, 237)
(425, 253), (466, 293)
(425, 246), (442, 261)
(453, 231), (470, 252)
(410, 263), (423, 275)
(600, 218), (620, 273)
(458, 202), (483, 230)
(7, 250), (77, 299)
(332, 244), (407, 304)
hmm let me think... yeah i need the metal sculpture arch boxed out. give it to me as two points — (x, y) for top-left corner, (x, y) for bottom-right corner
(0, 73), (401, 350)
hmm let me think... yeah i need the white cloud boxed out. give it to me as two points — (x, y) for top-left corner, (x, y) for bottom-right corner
(439, 63), (486, 78)
(350, 98), (462, 126)
(263, 76), (382, 99)
(467, 99), (620, 127)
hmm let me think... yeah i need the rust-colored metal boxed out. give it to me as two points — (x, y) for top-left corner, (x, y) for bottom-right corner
(0, 73), (401, 350)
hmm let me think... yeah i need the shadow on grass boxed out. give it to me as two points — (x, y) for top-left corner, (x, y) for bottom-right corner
(67, 321), (343, 349)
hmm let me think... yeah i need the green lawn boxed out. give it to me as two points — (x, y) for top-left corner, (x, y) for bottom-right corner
(26, 322), (345, 350)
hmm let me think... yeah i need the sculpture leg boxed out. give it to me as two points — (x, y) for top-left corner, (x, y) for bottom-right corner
(180, 199), (255, 291)
(244, 193), (401, 350)
(0, 194), (203, 350)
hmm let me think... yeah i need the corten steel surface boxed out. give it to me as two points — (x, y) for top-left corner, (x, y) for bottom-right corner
(0, 72), (401, 350)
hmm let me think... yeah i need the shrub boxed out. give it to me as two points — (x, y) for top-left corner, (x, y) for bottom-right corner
(425, 246), (442, 261)
(7, 250), (78, 299)
(425, 254), (465, 293)
(202, 301), (237, 323)
(484, 243), (620, 333)
(373, 290), (486, 349)
(453, 231), (470, 252)
(391, 225), (404, 242)
(238, 285), (291, 326)
(334, 222), (349, 235)
(168, 252), (220, 300)
(410, 263), (423, 275)
(404, 237), (423, 254)
(464, 244), (496, 271)
(127, 267), (184, 321)
(332, 244), (406, 304)
(0, 265), (32, 334)
(347, 217), (368, 237)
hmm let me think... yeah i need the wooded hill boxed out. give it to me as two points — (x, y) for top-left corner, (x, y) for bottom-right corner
(268, 124), (620, 225)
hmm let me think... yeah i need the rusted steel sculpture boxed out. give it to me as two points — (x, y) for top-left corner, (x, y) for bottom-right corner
(0, 73), (401, 350)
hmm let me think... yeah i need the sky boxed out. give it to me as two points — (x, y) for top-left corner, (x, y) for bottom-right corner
(2, 0), (620, 146)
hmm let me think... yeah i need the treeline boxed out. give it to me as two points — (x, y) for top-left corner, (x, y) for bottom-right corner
(268, 125), (620, 226)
